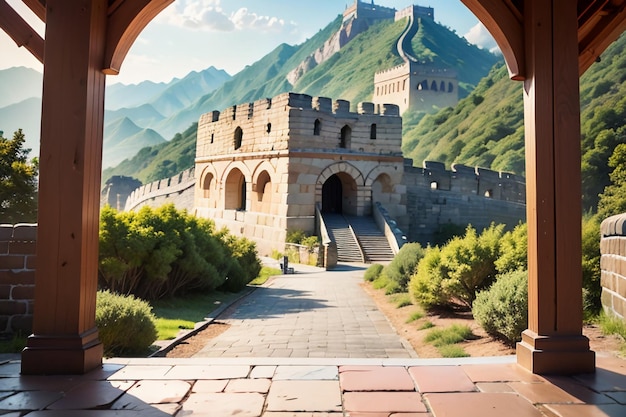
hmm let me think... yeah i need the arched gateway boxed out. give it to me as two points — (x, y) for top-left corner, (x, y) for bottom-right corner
(194, 93), (406, 255)
(2, 0), (625, 376)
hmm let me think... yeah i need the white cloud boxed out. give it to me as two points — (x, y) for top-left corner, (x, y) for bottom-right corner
(157, 1), (295, 34)
(464, 22), (500, 54)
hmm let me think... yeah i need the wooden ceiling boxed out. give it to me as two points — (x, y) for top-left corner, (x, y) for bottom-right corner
(1, 0), (626, 79)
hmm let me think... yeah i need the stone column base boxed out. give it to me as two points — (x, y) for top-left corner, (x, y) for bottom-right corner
(21, 328), (103, 375)
(516, 329), (595, 375)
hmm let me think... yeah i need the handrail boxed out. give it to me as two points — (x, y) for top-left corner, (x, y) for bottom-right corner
(344, 216), (367, 263)
(316, 204), (337, 269)
(373, 202), (407, 254)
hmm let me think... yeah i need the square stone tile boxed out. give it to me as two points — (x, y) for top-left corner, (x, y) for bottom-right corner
(475, 382), (516, 393)
(262, 414), (344, 416)
(47, 380), (133, 409)
(340, 366), (415, 392)
(543, 403), (626, 417)
(572, 368), (626, 393)
(112, 380), (191, 406)
(605, 391), (626, 404)
(250, 365), (276, 378)
(409, 366), (476, 393)
(266, 380), (342, 412)
(165, 365), (250, 379)
(192, 380), (229, 392)
(0, 391), (63, 410)
(181, 392), (265, 417)
(543, 376), (618, 404)
(461, 364), (545, 384)
(425, 392), (543, 417)
(0, 376), (82, 392)
(510, 381), (588, 405)
(342, 392), (427, 413)
(273, 366), (338, 380)
(108, 365), (172, 380)
(226, 378), (271, 393)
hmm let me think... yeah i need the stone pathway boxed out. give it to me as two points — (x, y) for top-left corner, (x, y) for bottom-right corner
(193, 263), (416, 358)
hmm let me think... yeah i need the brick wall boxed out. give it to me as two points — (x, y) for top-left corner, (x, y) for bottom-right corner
(600, 213), (626, 320)
(0, 224), (36, 336)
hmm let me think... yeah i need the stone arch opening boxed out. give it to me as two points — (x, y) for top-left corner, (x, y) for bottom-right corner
(322, 172), (358, 215)
(202, 173), (213, 198)
(340, 125), (351, 148)
(254, 170), (272, 212)
(225, 168), (246, 210)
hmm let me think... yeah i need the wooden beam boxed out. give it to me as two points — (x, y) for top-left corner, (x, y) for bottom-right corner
(103, 0), (173, 74)
(579, 4), (626, 74)
(21, 0), (107, 375)
(22, 0), (46, 21)
(0, 0), (44, 62)
(461, 0), (525, 80)
(516, 0), (594, 374)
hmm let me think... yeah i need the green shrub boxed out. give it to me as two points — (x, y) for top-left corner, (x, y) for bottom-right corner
(286, 229), (306, 244)
(96, 290), (157, 356)
(364, 263), (384, 282)
(409, 246), (447, 309)
(409, 224), (503, 310)
(472, 269), (528, 345)
(383, 243), (425, 292)
(406, 310), (424, 323)
(494, 223), (527, 274)
(582, 214), (602, 317)
(219, 234), (262, 292)
(301, 235), (320, 251)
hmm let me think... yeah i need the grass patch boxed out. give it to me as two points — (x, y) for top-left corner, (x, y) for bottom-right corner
(249, 266), (282, 286)
(406, 310), (425, 323)
(419, 321), (435, 330)
(438, 344), (469, 358)
(0, 333), (27, 353)
(424, 324), (474, 347)
(598, 313), (626, 340)
(151, 291), (244, 340)
(389, 293), (413, 308)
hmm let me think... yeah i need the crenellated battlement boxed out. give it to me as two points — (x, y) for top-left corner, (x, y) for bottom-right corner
(405, 160), (526, 203)
(196, 92), (403, 161)
(124, 167), (195, 212)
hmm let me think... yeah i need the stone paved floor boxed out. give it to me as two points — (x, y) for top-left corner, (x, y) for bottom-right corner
(193, 263), (416, 359)
(0, 354), (624, 416)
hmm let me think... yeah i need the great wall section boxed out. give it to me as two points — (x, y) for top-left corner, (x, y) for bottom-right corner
(100, 1), (524, 249)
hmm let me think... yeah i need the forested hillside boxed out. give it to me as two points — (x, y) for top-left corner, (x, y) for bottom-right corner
(103, 15), (497, 184)
(403, 31), (626, 213)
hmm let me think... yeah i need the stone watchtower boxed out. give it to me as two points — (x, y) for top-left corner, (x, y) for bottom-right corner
(194, 93), (407, 255)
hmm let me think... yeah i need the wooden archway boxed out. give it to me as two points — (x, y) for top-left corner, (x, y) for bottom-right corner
(1, 0), (625, 375)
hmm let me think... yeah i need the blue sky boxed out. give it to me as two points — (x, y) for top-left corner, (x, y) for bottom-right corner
(1, 0), (496, 85)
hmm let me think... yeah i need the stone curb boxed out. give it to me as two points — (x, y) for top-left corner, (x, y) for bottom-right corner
(149, 284), (261, 357)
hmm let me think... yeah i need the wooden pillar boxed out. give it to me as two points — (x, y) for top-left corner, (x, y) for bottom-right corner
(21, 0), (106, 374)
(516, 0), (595, 374)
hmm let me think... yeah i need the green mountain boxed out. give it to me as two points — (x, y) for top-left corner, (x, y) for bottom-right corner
(402, 31), (626, 212)
(402, 63), (523, 174)
(103, 14), (498, 184)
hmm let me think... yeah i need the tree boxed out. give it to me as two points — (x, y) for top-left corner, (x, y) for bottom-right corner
(0, 129), (38, 223)
(597, 143), (626, 219)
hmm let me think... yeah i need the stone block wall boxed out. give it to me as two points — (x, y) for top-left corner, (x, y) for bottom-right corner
(0, 224), (36, 336)
(600, 213), (626, 320)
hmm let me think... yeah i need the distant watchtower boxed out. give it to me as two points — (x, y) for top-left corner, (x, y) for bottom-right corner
(373, 4), (459, 115)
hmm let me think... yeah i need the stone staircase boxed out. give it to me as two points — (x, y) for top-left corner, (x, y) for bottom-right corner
(322, 213), (364, 263)
(322, 213), (395, 263)
(345, 215), (395, 263)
